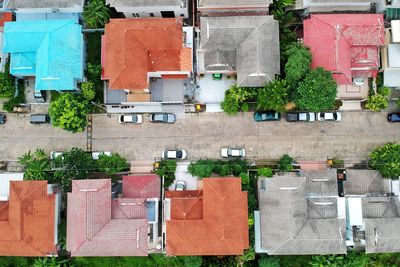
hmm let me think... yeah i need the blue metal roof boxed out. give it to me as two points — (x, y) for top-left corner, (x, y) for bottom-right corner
(3, 20), (83, 91)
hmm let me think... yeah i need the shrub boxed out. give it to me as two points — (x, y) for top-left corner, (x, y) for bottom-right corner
(182, 256), (202, 267)
(97, 153), (129, 175)
(221, 85), (257, 115)
(81, 81), (96, 101)
(257, 79), (289, 112)
(240, 172), (250, 185)
(188, 159), (214, 178)
(87, 63), (102, 81)
(0, 62), (15, 98)
(278, 154), (294, 172)
(365, 94), (388, 112)
(369, 143), (400, 178)
(83, 0), (110, 29)
(284, 44), (312, 91)
(257, 167), (273, 177)
(377, 86), (391, 98)
(155, 160), (177, 188)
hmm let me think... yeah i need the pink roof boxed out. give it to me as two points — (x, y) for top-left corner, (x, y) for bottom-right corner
(123, 174), (160, 199)
(303, 14), (384, 85)
(67, 179), (148, 257)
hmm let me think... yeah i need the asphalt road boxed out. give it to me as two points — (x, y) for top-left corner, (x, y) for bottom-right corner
(0, 111), (399, 162)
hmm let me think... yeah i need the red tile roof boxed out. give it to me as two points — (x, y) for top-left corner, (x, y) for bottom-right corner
(123, 174), (160, 199)
(0, 13), (12, 27)
(166, 178), (249, 256)
(0, 181), (57, 256)
(102, 18), (192, 90)
(303, 14), (384, 85)
(67, 179), (148, 256)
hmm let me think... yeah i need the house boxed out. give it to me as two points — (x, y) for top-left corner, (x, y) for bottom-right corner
(197, 0), (272, 16)
(67, 176), (161, 256)
(304, 14), (384, 86)
(106, 0), (188, 18)
(292, 0), (373, 12)
(165, 177), (249, 255)
(197, 16), (280, 87)
(382, 20), (400, 88)
(255, 170), (346, 255)
(3, 0), (83, 22)
(102, 18), (193, 112)
(3, 19), (83, 92)
(0, 12), (12, 72)
(0, 180), (59, 256)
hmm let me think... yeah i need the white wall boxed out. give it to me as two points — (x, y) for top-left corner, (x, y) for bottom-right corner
(118, 5), (188, 18)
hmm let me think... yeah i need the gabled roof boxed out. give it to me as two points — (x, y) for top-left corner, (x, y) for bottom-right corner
(122, 174), (160, 199)
(6, 0), (84, 9)
(102, 18), (192, 90)
(303, 14), (384, 85)
(106, 0), (183, 7)
(198, 0), (272, 8)
(344, 170), (389, 195)
(199, 16), (280, 87)
(0, 181), (57, 256)
(258, 172), (346, 255)
(3, 20), (83, 91)
(166, 178), (249, 256)
(66, 179), (148, 256)
(0, 13), (12, 27)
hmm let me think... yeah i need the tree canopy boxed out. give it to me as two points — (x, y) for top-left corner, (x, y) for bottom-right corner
(293, 67), (337, 112)
(18, 149), (51, 181)
(155, 160), (177, 188)
(83, 0), (110, 29)
(278, 154), (294, 172)
(369, 143), (400, 178)
(257, 79), (289, 112)
(221, 85), (257, 115)
(49, 93), (89, 133)
(97, 153), (129, 175)
(284, 44), (312, 91)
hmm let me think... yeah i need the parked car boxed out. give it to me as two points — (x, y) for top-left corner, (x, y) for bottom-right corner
(317, 112), (342, 122)
(119, 114), (143, 124)
(175, 180), (186, 191)
(34, 90), (46, 103)
(50, 151), (63, 160)
(388, 113), (400, 122)
(254, 111), (280, 122)
(92, 151), (112, 160)
(285, 112), (316, 122)
(30, 114), (51, 124)
(162, 150), (187, 159)
(221, 148), (245, 158)
(0, 113), (6, 124)
(149, 113), (175, 123)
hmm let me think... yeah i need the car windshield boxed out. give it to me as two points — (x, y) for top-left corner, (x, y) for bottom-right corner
(262, 113), (273, 120)
(154, 114), (164, 121)
(176, 151), (182, 158)
(392, 114), (400, 121)
(333, 113), (337, 120)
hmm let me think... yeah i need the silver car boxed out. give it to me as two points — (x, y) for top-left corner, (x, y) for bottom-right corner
(149, 113), (175, 123)
(221, 148), (246, 158)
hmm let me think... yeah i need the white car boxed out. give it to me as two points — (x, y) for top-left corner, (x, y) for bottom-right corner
(50, 151), (63, 160)
(317, 112), (342, 122)
(92, 151), (112, 160)
(221, 148), (246, 158)
(162, 150), (187, 159)
(175, 180), (186, 191)
(119, 114), (143, 124)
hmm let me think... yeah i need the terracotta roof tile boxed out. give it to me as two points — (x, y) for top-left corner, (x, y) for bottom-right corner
(0, 181), (57, 256)
(304, 14), (384, 85)
(0, 13), (12, 27)
(123, 174), (160, 198)
(102, 18), (191, 90)
(166, 178), (248, 256)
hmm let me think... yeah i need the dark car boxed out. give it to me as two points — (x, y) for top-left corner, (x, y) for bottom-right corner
(149, 113), (175, 123)
(254, 111), (280, 122)
(30, 114), (51, 124)
(0, 113), (6, 124)
(388, 113), (400, 122)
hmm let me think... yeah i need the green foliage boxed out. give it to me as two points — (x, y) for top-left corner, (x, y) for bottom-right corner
(97, 153), (128, 175)
(18, 149), (51, 181)
(83, 0), (110, 29)
(369, 143), (400, 178)
(155, 160), (177, 188)
(257, 167), (274, 177)
(0, 62), (15, 98)
(257, 79), (289, 112)
(33, 257), (69, 267)
(188, 159), (214, 178)
(284, 44), (312, 92)
(309, 255), (344, 267)
(0, 257), (32, 267)
(73, 254), (185, 267)
(294, 67), (337, 112)
(332, 158), (344, 168)
(377, 86), (391, 98)
(278, 154), (294, 172)
(259, 256), (281, 267)
(239, 172), (250, 185)
(221, 84), (257, 115)
(2, 79), (25, 112)
(182, 256), (202, 267)
(87, 63), (102, 81)
(365, 93), (389, 112)
(49, 93), (89, 133)
(397, 98), (400, 108)
(239, 247), (255, 263)
(81, 81), (96, 101)
(188, 159), (248, 178)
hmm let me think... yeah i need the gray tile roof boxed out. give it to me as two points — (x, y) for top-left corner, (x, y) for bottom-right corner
(258, 171), (346, 255)
(7, 0), (83, 9)
(199, 16), (280, 87)
(364, 218), (400, 253)
(106, 0), (184, 7)
(198, 0), (272, 8)
(303, 169), (338, 197)
(344, 170), (389, 195)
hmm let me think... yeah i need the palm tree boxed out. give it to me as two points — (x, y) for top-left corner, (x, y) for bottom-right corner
(18, 150), (32, 166)
(24, 160), (50, 181)
(83, 0), (110, 29)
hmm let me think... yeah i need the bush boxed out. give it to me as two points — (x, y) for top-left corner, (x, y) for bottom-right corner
(239, 172), (250, 185)
(278, 154), (294, 172)
(284, 44), (312, 91)
(259, 256), (280, 267)
(221, 85), (257, 115)
(257, 79), (289, 112)
(369, 143), (400, 178)
(155, 160), (177, 188)
(81, 81), (96, 101)
(87, 63), (102, 81)
(365, 93), (388, 111)
(83, 0), (110, 29)
(377, 86), (391, 98)
(0, 62), (15, 98)
(182, 256), (202, 267)
(188, 159), (214, 178)
(97, 153), (129, 175)
(257, 167), (273, 177)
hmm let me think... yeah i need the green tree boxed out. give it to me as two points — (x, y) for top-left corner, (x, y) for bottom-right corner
(365, 93), (389, 112)
(257, 167), (274, 177)
(377, 86), (391, 98)
(369, 143), (400, 178)
(239, 247), (256, 264)
(33, 257), (69, 267)
(87, 63), (102, 81)
(294, 67), (337, 112)
(278, 154), (294, 172)
(221, 85), (257, 115)
(257, 79), (289, 112)
(18, 149), (51, 181)
(83, 0), (110, 29)
(284, 44), (312, 91)
(97, 153), (128, 175)
(182, 256), (202, 267)
(188, 159), (214, 178)
(259, 256), (280, 267)
(49, 93), (89, 133)
(239, 172), (250, 185)
(155, 160), (177, 188)
(309, 255), (344, 267)
(81, 81), (96, 101)
(0, 62), (15, 98)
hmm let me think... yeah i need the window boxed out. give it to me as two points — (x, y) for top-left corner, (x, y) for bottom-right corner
(132, 13), (140, 17)
(180, 14), (184, 17)
(149, 12), (155, 17)
(160, 11), (175, 18)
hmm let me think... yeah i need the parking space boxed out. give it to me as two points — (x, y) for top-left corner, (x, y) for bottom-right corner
(168, 162), (198, 191)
